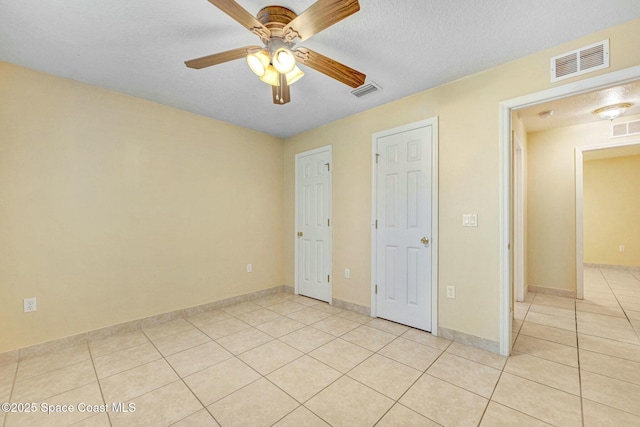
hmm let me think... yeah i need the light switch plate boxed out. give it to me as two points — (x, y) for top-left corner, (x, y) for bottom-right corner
(462, 213), (478, 227)
(446, 286), (455, 299)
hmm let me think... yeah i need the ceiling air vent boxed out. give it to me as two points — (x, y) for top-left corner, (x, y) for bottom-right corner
(351, 81), (382, 98)
(550, 40), (609, 83)
(611, 119), (640, 138)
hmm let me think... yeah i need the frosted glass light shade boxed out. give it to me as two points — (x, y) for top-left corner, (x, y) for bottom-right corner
(285, 65), (304, 85)
(247, 50), (270, 77)
(593, 103), (632, 120)
(272, 48), (296, 74)
(260, 65), (280, 86)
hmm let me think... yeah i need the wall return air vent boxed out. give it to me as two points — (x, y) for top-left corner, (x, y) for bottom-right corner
(350, 81), (382, 98)
(611, 119), (640, 138)
(550, 39), (609, 83)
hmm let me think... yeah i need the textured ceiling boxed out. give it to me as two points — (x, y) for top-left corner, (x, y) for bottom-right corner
(519, 81), (640, 133)
(2, 1), (640, 138)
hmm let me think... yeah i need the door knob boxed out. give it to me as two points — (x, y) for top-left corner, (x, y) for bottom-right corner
(421, 237), (429, 244)
(297, 231), (303, 237)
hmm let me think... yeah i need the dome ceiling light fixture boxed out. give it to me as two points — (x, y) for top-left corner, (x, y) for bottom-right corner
(183, 0), (367, 105)
(593, 103), (632, 120)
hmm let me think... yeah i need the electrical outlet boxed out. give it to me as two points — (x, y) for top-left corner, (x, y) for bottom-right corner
(345, 268), (351, 279)
(446, 286), (456, 299)
(24, 297), (37, 313)
(247, 264), (253, 273)
(619, 245), (625, 252)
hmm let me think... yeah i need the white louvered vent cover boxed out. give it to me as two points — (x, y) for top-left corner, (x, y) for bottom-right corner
(350, 81), (382, 98)
(611, 119), (640, 138)
(550, 40), (609, 82)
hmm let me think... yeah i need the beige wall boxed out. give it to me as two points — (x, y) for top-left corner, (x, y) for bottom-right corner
(284, 19), (640, 343)
(0, 63), (284, 353)
(527, 117), (640, 293)
(584, 155), (640, 267)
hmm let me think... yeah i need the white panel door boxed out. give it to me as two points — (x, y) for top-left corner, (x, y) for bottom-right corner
(376, 126), (432, 331)
(296, 147), (332, 303)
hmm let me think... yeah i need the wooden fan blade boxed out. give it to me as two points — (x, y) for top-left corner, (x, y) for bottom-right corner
(294, 47), (365, 88)
(283, 0), (360, 42)
(185, 46), (261, 69)
(272, 73), (291, 105)
(207, 0), (270, 39)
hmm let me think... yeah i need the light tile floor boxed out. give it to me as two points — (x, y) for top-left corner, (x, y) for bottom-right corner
(1, 267), (639, 426)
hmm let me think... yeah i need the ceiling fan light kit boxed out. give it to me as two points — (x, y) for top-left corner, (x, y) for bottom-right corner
(184, 0), (366, 105)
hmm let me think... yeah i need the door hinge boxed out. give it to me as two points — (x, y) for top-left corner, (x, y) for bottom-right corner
(328, 218), (330, 226)
(325, 162), (330, 171)
(327, 274), (330, 282)
(375, 153), (380, 164)
(375, 284), (378, 294)
(375, 220), (378, 229)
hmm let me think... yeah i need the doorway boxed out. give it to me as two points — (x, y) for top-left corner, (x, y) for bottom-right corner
(575, 140), (640, 299)
(295, 145), (332, 303)
(370, 118), (439, 332)
(499, 65), (640, 356)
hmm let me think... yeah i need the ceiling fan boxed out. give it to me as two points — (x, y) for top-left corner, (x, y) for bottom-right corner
(184, 0), (366, 105)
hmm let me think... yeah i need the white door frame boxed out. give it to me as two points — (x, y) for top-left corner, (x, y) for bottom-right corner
(294, 145), (332, 299)
(513, 133), (525, 302)
(575, 139), (640, 299)
(499, 65), (640, 356)
(370, 117), (439, 334)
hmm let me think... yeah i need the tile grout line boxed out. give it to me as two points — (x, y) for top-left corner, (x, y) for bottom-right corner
(5, 345), (102, 427)
(271, 320), (388, 425)
(265, 356), (341, 427)
(578, 268), (640, 423)
(506, 291), (583, 426)
(177, 296), (334, 426)
(2, 358), (19, 427)
(478, 366), (505, 427)
(217, 299), (345, 427)
(201, 306), (319, 422)
(141, 328), (224, 427)
(600, 268), (640, 341)
(516, 270), (635, 419)
(481, 294), (538, 427)
(256, 310), (451, 425)
(11, 280), (640, 426)
(574, 289), (585, 427)
(93, 330), (210, 423)
(87, 342), (114, 427)
(370, 336), (450, 426)
(350, 317), (506, 425)
(7, 293), (510, 426)
(348, 334), (417, 425)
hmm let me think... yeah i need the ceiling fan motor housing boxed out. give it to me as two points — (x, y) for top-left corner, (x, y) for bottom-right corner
(257, 6), (297, 42)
